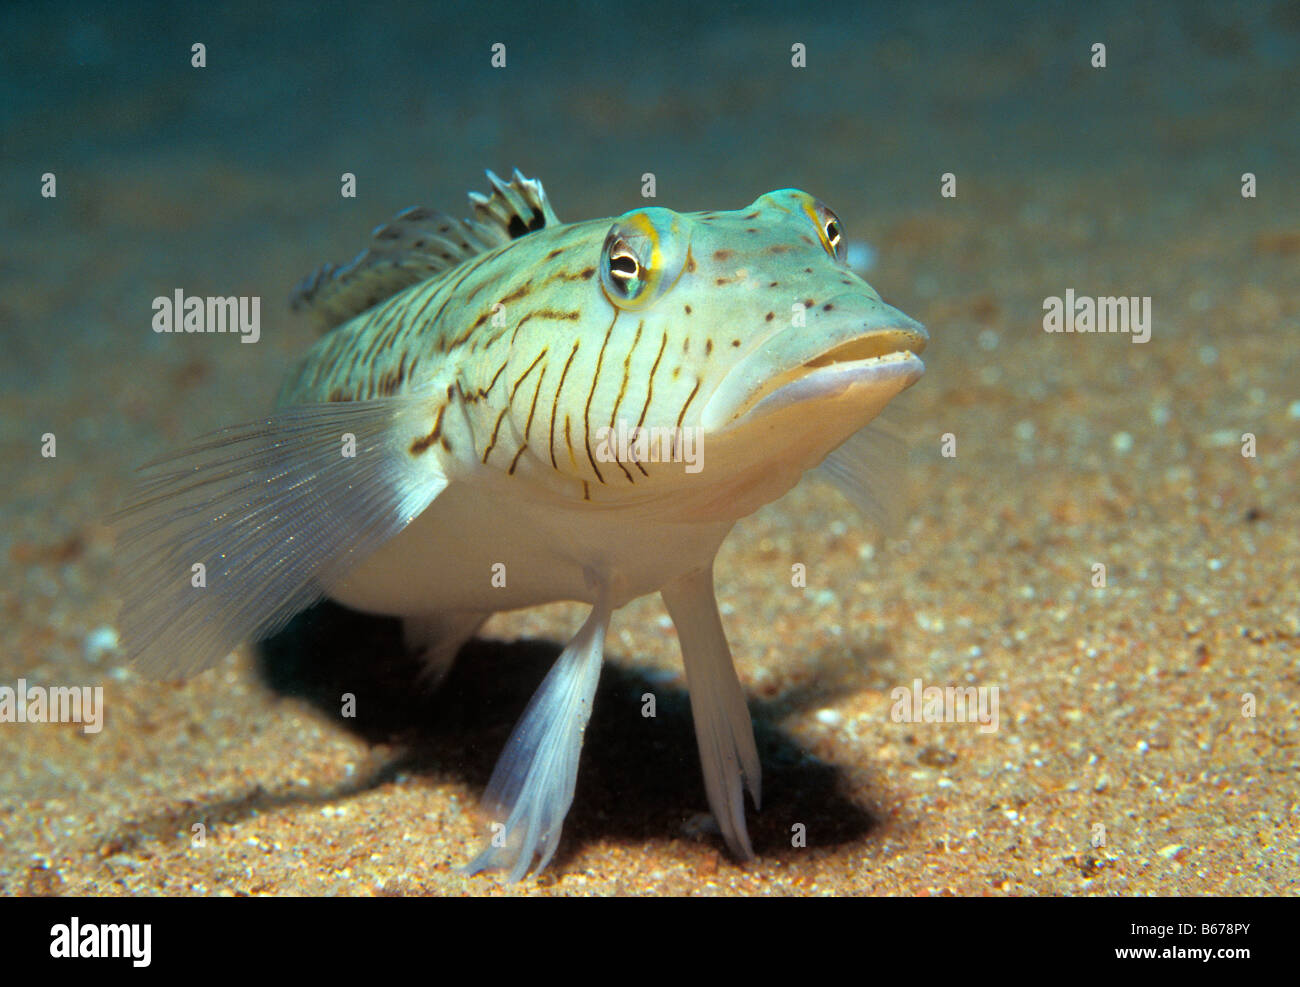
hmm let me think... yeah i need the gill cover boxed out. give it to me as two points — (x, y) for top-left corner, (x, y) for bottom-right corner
(598, 207), (690, 310)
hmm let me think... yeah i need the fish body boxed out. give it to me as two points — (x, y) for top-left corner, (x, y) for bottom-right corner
(118, 171), (927, 879)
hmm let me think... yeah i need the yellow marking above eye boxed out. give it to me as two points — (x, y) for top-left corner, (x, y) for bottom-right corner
(599, 208), (689, 311)
(800, 197), (844, 261)
(625, 212), (665, 271)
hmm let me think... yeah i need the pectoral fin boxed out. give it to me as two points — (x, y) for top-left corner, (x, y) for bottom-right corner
(661, 565), (761, 859)
(113, 395), (448, 678)
(816, 420), (908, 532)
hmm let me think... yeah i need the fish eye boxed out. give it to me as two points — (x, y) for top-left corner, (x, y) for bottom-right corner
(824, 216), (841, 252)
(599, 208), (689, 311)
(814, 203), (846, 263)
(605, 238), (642, 297)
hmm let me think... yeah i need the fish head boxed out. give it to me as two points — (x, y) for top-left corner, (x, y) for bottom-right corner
(578, 189), (926, 513)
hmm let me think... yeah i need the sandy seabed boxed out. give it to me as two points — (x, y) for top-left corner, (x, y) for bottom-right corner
(2, 2), (1296, 896)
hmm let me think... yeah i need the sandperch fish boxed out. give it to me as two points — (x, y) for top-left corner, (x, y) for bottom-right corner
(116, 170), (928, 880)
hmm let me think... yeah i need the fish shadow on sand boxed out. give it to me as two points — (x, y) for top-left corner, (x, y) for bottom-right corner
(246, 599), (879, 870)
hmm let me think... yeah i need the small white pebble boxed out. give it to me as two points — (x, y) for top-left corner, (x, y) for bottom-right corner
(815, 708), (843, 727)
(1158, 843), (1185, 859)
(977, 329), (999, 351)
(1150, 404), (1171, 426)
(1014, 420), (1035, 441)
(83, 625), (119, 663)
(1207, 558), (1224, 571)
(1287, 400), (1300, 420)
(1111, 431), (1133, 453)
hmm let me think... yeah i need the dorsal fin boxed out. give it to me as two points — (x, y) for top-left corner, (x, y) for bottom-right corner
(290, 169), (561, 330)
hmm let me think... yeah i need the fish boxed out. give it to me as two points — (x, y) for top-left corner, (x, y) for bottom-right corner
(115, 170), (928, 881)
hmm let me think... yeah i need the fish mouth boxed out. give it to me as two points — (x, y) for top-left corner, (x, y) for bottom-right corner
(803, 327), (927, 367)
(700, 301), (929, 432)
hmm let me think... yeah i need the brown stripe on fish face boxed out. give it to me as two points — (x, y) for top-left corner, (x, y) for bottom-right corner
(637, 331), (668, 432)
(483, 348), (547, 466)
(483, 406), (509, 464)
(508, 369), (547, 476)
(509, 349), (547, 404)
(583, 312), (618, 485)
(623, 329), (668, 478)
(510, 308), (581, 346)
(673, 378), (701, 458)
(605, 320), (643, 482)
(426, 250), (503, 352)
(471, 358), (509, 403)
(550, 339), (581, 470)
(497, 282), (532, 307)
(538, 265), (597, 286)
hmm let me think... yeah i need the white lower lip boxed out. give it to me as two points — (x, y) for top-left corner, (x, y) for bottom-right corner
(702, 351), (924, 431)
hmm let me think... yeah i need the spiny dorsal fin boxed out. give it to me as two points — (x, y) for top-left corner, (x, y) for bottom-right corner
(290, 169), (560, 330)
(468, 169), (560, 241)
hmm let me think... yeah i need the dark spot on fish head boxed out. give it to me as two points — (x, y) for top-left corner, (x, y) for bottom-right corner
(713, 249), (734, 262)
(684, 304), (692, 315)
